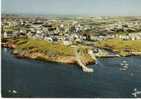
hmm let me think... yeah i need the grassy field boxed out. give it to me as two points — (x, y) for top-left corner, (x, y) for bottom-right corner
(96, 39), (141, 56)
(12, 38), (95, 64)
(14, 38), (75, 56)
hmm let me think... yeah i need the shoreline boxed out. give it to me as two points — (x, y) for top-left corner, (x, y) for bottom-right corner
(2, 42), (141, 59)
(2, 45), (141, 66)
(2, 38), (141, 73)
(1, 41), (95, 70)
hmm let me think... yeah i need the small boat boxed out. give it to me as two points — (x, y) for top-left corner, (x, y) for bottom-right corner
(123, 65), (128, 69)
(120, 68), (127, 71)
(8, 89), (17, 94)
(134, 88), (137, 92)
(120, 60), (129, 70)
(12, 90), (17, 94)
(123, 60), (127, 63)
(120, 63), (124, 66)
(8, 90), (11, 93)
(120, 61), (128, 65)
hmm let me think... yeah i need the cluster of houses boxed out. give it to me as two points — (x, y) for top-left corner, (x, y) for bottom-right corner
(2, 15), (90, 45)
(90, 32), (141, 41)
(116, 33), (141, 40)
(105, 20), (141, 34)
(2, 15), (141, 45)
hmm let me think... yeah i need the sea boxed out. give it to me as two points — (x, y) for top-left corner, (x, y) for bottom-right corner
(1, 48), (141, 98)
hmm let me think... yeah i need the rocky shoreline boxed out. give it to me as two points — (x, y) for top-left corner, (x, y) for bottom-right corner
(2, 39), (141, 72)
(13, 49), (77, 64)
(2, 41), (141, 60)
(2, 41), (95, 66)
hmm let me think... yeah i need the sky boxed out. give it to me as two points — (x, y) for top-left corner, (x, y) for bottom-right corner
(2, 0), (141, 16)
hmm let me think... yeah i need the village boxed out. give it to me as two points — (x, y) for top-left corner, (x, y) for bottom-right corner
(2, 15), (141, 60)
(2, 15), (141, 43)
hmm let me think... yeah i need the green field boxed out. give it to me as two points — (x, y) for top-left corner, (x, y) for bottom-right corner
(14, 38), (74, 56)
(96, 39), (141, 56)
(12, 38), (94, 64)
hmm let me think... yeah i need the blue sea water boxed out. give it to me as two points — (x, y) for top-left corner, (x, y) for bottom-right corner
(1, 48), (141, 98)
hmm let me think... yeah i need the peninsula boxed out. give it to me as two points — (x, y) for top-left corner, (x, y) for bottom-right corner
(2, 38), (95, 72)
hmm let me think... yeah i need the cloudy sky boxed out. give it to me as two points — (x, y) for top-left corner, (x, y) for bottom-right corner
(2, 0), (141, 16)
